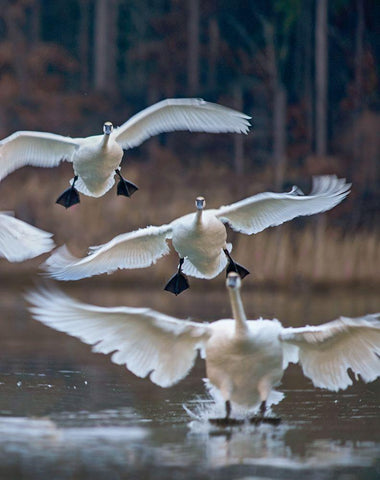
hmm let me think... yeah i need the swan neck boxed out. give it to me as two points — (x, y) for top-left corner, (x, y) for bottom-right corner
(101, 134), (110, 148)
(229, 288), (248, 336)
(195, 209), (203, 225)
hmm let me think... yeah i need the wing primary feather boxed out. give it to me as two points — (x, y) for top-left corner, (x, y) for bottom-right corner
(0, 131), (78, 180)
(114, 98), (251, 149)
(26, 286), (211, 387)
(280, 313), (380, 391)
(0, 213), (55, 262)
(216, 175), (351, 235)
(42, 225), (172, 280)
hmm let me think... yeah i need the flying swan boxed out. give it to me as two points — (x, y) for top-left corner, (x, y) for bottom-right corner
(43, 175), (350, 295)
(0, 99), (251, 208)
(0, 212), (54, 262)
(26, 273), (380, 423)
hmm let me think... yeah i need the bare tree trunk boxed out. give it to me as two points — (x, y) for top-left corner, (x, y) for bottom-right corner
(79, 0), (90, 91)
(314, 1), (329, 268)
(273, 82), (287, 189)
(4, 4), (29, 101)
(94, 0), (119, 94)
(233, 85), (244, 175)
(315, 0), (328, 156)
(264, 22), (288, 189)
(352, 0), (364, 174)
(349, 0), (365, 228)
(304, 0), (313, 152)
(30, 0), (41, 43)
(187, 0), (200, 94)
(208, 17), (219, 91)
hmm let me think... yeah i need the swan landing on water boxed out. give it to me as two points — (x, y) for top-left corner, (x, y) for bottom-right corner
(26, 273), (380, 424)
(0, 212), (54, 262)
(0, 99), (251, 208)
(43, 175), (350, 295)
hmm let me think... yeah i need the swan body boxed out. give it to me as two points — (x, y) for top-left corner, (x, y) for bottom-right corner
(171, 209), (228, 278)
(71, 132), (124, 197)
(0, 98), (251, 201)
(43, 175), (351, 286)
(0, 212), (54, 262)
(26, 274), (380, 418)
(206, 319), (284, 408)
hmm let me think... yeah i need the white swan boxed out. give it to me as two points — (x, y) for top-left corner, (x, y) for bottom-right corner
(0, 99), (251, 208)
(26, 273), (380, 422)
(43, 175), (350, 294)
(0, 212), (54, 262)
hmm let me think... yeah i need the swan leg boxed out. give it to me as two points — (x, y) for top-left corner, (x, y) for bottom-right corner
(56, 176), (80, 209)
(249, 401), (281, 426)
(115, 169), (139, 198)
(223, 249), (250, 280)
(225, 400), (231, 419)
(164, 258), (190, 295)
(209, 400), (245, 426)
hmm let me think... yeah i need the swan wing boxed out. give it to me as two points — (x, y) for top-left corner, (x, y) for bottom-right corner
(0, 212), (55, 262)
(0, 131), (79, 181)
(113, 98), (251, 149)
(26, 287), (211, 387)
(216, 176), (350, 234)
(43, 224), (173, 280)
(280, 313), (380, 391)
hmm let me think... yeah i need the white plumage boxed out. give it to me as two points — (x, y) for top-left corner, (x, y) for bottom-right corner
(0, 98), (251, 199)
(26, 274), (380, 418)
(0, 212), (55, 262)
(43, 175), (350, 286)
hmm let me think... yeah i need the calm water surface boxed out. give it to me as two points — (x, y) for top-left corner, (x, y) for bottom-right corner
(0, 279), (379, 479)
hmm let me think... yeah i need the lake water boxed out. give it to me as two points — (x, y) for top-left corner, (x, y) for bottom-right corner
(0, 279), (379, 479)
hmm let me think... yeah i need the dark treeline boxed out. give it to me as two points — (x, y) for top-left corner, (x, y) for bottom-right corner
(0, 0), (378, 231)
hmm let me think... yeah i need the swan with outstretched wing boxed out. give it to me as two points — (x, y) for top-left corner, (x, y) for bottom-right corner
(0, 98), (251, 208)
(27, 273), (380, 423)
(43, 175), (350, 295)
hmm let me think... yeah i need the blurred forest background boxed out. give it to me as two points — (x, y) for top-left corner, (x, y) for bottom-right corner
(0, 0), (378, 287)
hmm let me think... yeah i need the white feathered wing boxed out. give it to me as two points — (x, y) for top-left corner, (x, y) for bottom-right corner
(216, 175), (350, 234)
(280, 313), (380, 391)
(113, 98), (251, 149)
(0, 212), (55, 262)
(26, 287), (211, 387)
(43, 225), (172, 280)
(0, 131), (78, 181)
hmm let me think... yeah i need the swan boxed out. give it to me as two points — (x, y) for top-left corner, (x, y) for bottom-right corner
(26, 273), (380, 423)
(43, 175), (350, 294)
(0, 212), (55, 262)
(0, 99), (251, 208)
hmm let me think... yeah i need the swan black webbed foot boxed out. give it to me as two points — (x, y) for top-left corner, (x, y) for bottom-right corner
(164, 258), (189, 296)
(115, 169), (139, 198)
(224, 249), (250, 280)
(209, 400), (244, 426)
(56, 176), (80, 208)
(248, 400), (281, 426)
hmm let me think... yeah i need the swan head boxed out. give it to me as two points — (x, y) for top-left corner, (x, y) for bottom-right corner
(226, 272), (241, 290)
(195, 196), (206, 210)
(103, 122), (113, 135)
